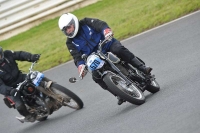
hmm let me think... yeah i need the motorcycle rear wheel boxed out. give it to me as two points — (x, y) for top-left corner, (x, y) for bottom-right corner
(103, 72), (145, 105)
(50, 83), (84, 109)
(145, 80), (160, 93)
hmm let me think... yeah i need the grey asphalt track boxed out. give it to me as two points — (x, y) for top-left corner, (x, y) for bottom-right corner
(1, 11), (200, 133)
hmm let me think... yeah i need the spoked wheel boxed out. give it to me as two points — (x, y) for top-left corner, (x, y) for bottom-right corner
(50, 83), (83, 109)
(145, 79), (160, 93)
(103, 72), (145, 105)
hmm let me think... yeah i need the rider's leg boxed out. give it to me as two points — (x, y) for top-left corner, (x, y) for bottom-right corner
(109, 41), (152, 74)
(92, 71), (125, 105)
(92, 71), (116, 96)
(11, 93), (29, 116)
(11, 93), (36, 122)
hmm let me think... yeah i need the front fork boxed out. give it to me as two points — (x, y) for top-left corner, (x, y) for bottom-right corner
(37, 78), (64, 105)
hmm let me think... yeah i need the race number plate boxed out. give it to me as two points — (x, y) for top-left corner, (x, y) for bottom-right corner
(87, 55), (105, 71)
(33, 72), (44, 86)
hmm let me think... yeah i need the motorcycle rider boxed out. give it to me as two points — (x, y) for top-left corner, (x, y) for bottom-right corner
(0, 47), (40, 122)
(58, 13), (152, 105)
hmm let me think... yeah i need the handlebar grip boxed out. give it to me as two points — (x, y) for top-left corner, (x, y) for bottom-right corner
(81, 54), (88, 61)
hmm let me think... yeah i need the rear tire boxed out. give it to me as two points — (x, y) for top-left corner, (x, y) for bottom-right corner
(145, 80), (160, 93)
(103, 72), (145, 105)
(50, 83), (84, 109)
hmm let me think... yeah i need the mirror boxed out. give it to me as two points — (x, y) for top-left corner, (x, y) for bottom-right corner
(69, 77), (77, 83)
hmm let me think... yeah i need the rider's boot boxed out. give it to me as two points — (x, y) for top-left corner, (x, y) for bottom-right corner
(16, 116), (25, 123)
(130, 57), (152, 75)
(16, 114), (36, 123)
(93, 71), (126, 105)
(16, 113), (36, 123)
(117, 96), (125, 105)
(16, 105), (36, 123)
(24, 113), (37, 122)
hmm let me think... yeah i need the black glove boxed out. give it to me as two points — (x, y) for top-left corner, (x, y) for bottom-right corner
(31, 54), (40, 62)
(10, 89), (17, 96)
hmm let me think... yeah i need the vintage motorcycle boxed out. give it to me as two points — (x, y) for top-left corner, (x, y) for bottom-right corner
(69, 38), (160, 105)
(4, 62), (83, 123)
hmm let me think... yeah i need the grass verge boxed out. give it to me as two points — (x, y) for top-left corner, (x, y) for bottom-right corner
(0, 0), (200, 72)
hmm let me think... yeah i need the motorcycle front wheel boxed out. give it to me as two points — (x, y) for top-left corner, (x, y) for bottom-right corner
(103, 72), (145, 105)
(50, 83), (84, 109)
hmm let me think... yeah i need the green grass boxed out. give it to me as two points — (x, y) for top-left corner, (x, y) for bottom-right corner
(0, 0), (200, 72)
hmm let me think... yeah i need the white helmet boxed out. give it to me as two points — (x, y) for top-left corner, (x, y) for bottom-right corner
(58, 13), (79, 38)
(0, 47), (4, 64)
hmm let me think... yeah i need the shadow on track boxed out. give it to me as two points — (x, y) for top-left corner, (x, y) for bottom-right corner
(19, 108), (85, 133)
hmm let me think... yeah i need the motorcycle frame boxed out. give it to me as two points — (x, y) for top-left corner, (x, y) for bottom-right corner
(87, 39), (133, 87)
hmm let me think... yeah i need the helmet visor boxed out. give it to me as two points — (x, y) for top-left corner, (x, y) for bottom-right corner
(62, 19), (76, 37)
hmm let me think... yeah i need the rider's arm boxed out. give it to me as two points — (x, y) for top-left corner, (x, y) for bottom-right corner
(10, 50), (40, 62)
(7, 50), (33, 62)
(79, 18), (109, 33)
(66, 38), (85, 67)
(0, 79), (12, 96)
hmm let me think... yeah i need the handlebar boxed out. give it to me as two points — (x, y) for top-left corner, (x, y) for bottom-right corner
(99, 35), (113, 51)
(29, 61), (37, 73)
(81, 38), (111, 61)
(98, 39), (109, 52)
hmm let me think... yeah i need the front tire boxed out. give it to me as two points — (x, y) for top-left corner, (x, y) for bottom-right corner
(50, 83), (84, 109)
(103, 72), (145, 105)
